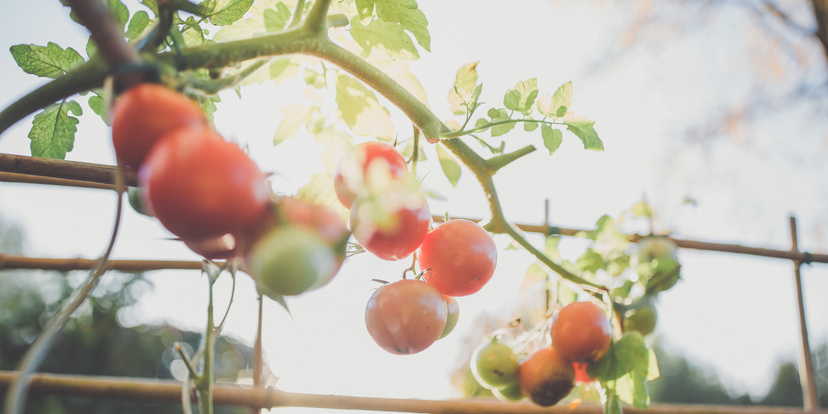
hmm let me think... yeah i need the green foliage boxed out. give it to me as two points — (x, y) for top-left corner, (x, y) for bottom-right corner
(565, 118), (604, 151)
(205, 0), (255, 26)
(10, 43), (84, 79)
(589, 333), (658, 410)
(448, 62), (479, 115)
(350, 17), (420, 60)
(355, 0), (430, 52)
(503, 78), (538, 116)
(541, 125), (562, 155)
(436, 143), (461, 187)
(28, 100), (82, 159)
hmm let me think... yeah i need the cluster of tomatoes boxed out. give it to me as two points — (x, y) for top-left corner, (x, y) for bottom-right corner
(471, 301), (612, 406)
(332, 142), (498, 355)
(111, 83), (348, 297)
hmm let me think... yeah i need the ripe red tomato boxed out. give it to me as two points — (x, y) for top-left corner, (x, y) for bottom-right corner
(111, 83), (208, 169)
(418, 219), (497, 296)
(364, 279), (447, 355)
(549, 301), (612, 363)
(438, 295), (459, 339)
(518, 347), (576, 407)
(333, 141), (409, 208)
(573, 362), (596, 384)
(139, 126), (271, 241)
(350, 188), (430, 261)
(276, 197), (348, 245)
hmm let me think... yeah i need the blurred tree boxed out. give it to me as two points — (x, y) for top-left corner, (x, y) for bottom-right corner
(0, 214), (266, 413)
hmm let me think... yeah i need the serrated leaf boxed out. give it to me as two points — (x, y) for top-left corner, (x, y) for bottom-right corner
(375, 0), (430, 51)
(263, 2), (291, 31)
(503, 78), (538, 115)
(274, 104), (315, 145)
(87, 94), (109, 125)
(125, 11), (151, 39)
(490, 109), (514, 137)
(28, 100), (82, 159)
(564, 118), (603, 151)
(436, 143), (461, 187)
(350, 17), (419, 61)
(11, 43), (84, 79)
(541, 125), (562, 155)
(356, 0), (375, 19)
(336, 74), (394, 139)
(182, 26), (206, 47)
(447, 62), (478, 114)
(208, 0), (254, 26)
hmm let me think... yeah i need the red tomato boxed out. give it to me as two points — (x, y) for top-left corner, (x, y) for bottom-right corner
(518, 347), (576, 407)
(276, 197), (348, 245)
(364, 279), (447, 355)
(418, 219), (497, 296)
(333, 142), (409, 208)
(111, 83), (208, 169)
(350, 188), (430, 261)
(549, 301), (612, 363)
(573, 362), (596, 384)
(139, 126), (271, 241)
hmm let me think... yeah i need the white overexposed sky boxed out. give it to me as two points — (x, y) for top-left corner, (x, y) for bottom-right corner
(1, 0), (827, 410)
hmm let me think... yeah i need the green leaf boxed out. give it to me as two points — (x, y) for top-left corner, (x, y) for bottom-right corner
(575, 249), (604, 273)
(374, 0), (431, 51)
(631, 201), (653, 218)
(490, 109), (514, 137)
(350, 17), (419, 61)
(125, 11), (151, 39)
(436, 143), (461, 187)
(336, 74), (395, 139)
(590, 332), (651, 383)
(263, 2), (292, 31)
(564, 118), (604, 151)
(87, 94), (109, 126)
(141, 0), (159, 15)
(544, 236), (561, 260)
(355, 0), (375, 20)
(448, 62), (478, 115)
(304, 69), (326, 89)
(503, 78), (538, 115)
(540, 125), (562, 155)
(551, 81), (572, 117)
(273, 104), (316, 145)
(182, 26), (206, 47)
(28, 100), (82, 159)
(523, 116), (538, 132)
(10, 43), (84, 79)
(208, 0), (254, 26)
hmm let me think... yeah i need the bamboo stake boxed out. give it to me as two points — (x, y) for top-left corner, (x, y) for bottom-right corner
(0, 153), (138, 187)
(789, 217), (819, 410)
(0, 255), (216, 272)
(0, 371), (824, 414)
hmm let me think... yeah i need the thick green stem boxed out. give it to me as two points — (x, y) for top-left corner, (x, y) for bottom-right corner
(286, 0), (306, 29)
(487, 145), (536, 173)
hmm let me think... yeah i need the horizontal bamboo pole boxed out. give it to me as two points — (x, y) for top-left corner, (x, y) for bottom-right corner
(0, 255), (217, 272)
(0, 371), (822, 414)
(3, 154), (827, 266)
(0, 171), (115, 190)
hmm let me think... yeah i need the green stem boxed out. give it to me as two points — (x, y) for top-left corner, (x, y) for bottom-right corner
(441, 119), (565, 139)
(410, 125), (419, 177)
(486, 145), (536, 173)
(286, 0), (306, 29)
(174, 343), (200, 381)
(196, 279), (215, 414)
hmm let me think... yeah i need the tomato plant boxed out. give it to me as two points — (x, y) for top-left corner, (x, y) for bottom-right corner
(518, 347), (576, 407)
(110, 83), (208, 169)
(624, 304), (658, 336)
(364, 279), (447, 355)
(549, 301), (612, 364)
(138, 125), (271, 241)
(350, 187), (431, 261)
(246, 226), (340, 297)
(419, 219), (497, 296)
(470, 338), (520, 389)
(333, 141), (409, 209)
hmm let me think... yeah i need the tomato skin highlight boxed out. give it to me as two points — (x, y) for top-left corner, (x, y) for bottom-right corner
(139, 126), (271, 241)
(364, 279), (447, 355)
(334, 142), (409, 208)
(518, 347), (576, 407)
(350, 190), (431, 261)
(418, 219), (497, 296)
(111, 83), (208, 169)
(549, 301), (612, 363)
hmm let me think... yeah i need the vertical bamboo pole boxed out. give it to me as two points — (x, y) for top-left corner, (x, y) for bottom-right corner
(789, 216), (819, 410)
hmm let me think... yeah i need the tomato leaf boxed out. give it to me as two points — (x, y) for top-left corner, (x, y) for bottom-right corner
(336, 74), (395, 140)
(523, 116), (539, 132)
(125, 11), (151, 39)
(564, 118), (604, 151)
(350, 17), (420, 61)
(490, 109), (515, 137)
(541, 125), (562, 155)
(436, 143), (461, 187)
(10, 43), (84, 79)
(503, 78), (538, 116)
(87, 93), (109, 126)
(273, 104), (316, 145)
(374, 0), (431, 51)
(28, 100), (82, 159)
(263, 3), (292, 32)
(208, 0), (254, 26)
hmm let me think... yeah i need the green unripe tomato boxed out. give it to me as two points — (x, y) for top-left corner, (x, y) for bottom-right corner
(127, 187), (154, 217)
(247, 226), (337, 297)
(624, 305), (657, 336)
(493, 378), (525, 402)
(471, 338), (519, 389)
(438, 296), (459, 340)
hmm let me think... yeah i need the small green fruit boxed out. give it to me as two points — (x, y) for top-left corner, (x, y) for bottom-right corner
(624, 305), (657, 336)
(493, 378), (525, 402)
(471, 338), (519, 389)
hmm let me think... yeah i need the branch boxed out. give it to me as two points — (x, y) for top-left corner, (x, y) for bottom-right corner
(486, 145), (536, 173)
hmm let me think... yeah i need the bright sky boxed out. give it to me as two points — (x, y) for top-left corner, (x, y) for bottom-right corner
(1, 0), (827, 410)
